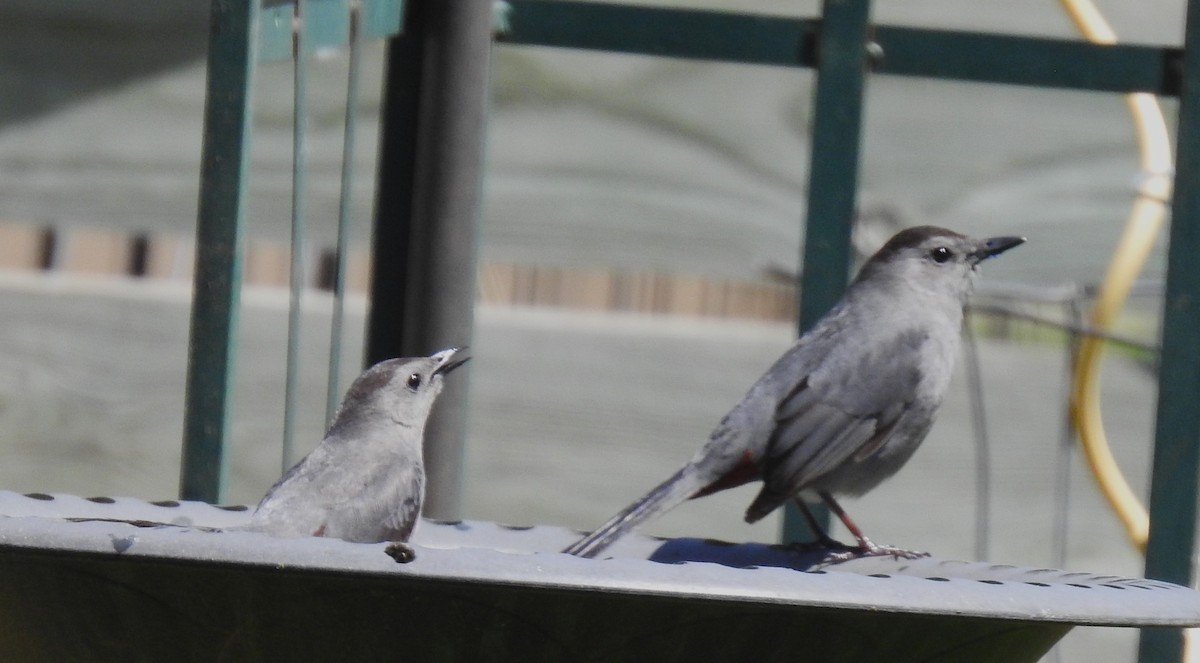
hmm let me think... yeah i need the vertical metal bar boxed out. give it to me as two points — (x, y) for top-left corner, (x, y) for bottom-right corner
(367, 0), (492, 519)
(1053, 295), (1083, 569)
(282, 0), (310, 471)
(367, 6), (423, 387)
(1139, 1), (1200, 660)
(782, 0), (873, 543)
(326, 1), (364, 425)
(1048, 296), (1082, 663)
(180, 0), (260, 503)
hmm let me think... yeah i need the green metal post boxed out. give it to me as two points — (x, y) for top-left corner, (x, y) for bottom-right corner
(180, 0), (259, 503)
(782, 0), (873, 544)
(1139, 1), (1200, 660)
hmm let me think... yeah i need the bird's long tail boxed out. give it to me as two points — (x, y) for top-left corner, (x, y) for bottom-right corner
(563, 465), (705, 558)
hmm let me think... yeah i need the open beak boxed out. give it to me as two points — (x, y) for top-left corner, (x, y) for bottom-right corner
(432, 347), (471, 377)
(970, 235), (1026, 264)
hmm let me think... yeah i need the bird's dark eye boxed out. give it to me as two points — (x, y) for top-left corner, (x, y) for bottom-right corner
(929, 247), (954, 264)
(406, 373), (422, 390)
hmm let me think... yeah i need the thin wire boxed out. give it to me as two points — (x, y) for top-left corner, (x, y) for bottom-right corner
(1048, 293), (1084, 663)
(969, 301), (1157, 355)
(326, 1), (364, 425)
(962, 314), (990, 561)
(282, 0), (309, 472)
(1053, 293), (1084, 569)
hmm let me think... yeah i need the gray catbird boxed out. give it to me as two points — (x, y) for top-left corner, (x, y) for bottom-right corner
(564, 226), (1024, 559)
(248, 347), (468, 554)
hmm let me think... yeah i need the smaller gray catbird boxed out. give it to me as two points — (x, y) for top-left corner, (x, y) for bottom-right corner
(564, 226), (1024, 559)
(248, 347), (468, 556)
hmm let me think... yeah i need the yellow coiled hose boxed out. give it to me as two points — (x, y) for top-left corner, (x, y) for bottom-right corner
(1059, 0), (1172, 552)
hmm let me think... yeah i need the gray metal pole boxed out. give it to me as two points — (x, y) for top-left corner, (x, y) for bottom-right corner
(367, 0), (492, 520)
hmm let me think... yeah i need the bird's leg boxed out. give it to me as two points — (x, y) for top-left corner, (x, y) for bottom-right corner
(819, 492), (873, 550)
(819, 491), (928, 560)
(786, 498), (855, 552)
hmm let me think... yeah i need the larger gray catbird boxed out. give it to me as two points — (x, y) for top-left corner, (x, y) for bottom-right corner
(248, 348), (468, 550)
(564, 226), (1024, 559)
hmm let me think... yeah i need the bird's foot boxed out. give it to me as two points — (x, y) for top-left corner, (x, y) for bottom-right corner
(789, 536), (928, 564)
(840, 537), (929, 562)
(384, 542), (416, 564)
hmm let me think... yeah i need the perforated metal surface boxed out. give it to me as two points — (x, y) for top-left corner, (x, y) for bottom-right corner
(0, 490), (1196, 628)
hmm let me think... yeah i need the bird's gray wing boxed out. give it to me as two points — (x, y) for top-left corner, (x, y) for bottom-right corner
(253, 442), (392, 535)
(744, 329), (925, 521)
(765, 383), (906, 490)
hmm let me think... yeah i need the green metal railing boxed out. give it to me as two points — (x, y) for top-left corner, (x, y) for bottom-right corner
(184, 2), (1200, 659)
(182, 0), (260, 504)
(183, 0), (406, 501)
(1145, 4), (1200, 661)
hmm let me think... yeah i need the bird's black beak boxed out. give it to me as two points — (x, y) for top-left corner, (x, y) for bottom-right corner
(433, 347), (471, 377)
(970, 236), (1026, 264)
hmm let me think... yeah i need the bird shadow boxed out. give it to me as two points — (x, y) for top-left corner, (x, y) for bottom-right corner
(646, 537), (866, 572)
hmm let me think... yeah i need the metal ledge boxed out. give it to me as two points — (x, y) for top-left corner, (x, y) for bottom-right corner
(0, 491), (1197, 661)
